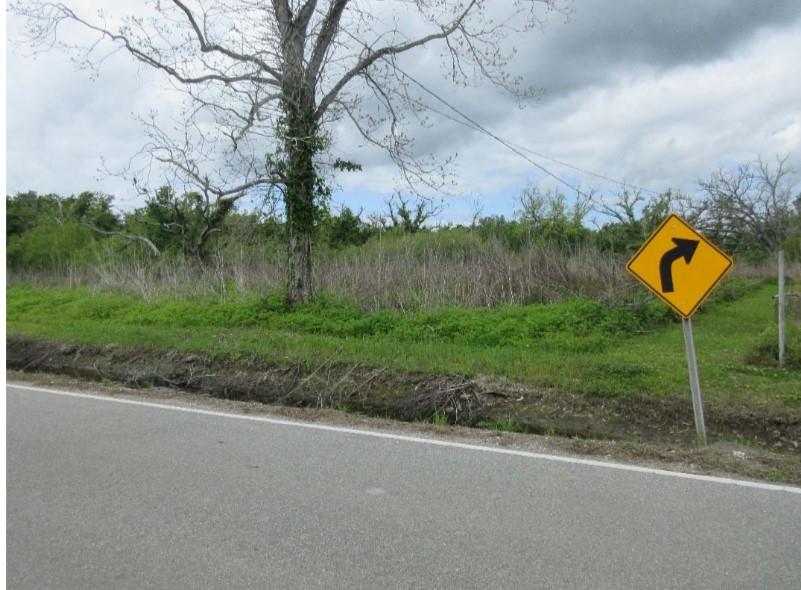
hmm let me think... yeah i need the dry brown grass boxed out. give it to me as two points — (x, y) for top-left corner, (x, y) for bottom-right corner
(315, 238), (628, 310)
(8, 234), (795, 310)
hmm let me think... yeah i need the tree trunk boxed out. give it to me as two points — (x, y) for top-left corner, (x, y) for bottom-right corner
(283, 108), (317, 305)
(280, 15), (319, 305)
(287, 220), (313, 304)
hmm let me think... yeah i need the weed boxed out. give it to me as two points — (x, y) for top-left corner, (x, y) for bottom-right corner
(328, 402), (352, 413)
(431, 410), (449, 426)
(744, 324), (801, 369)
(484, 415), (522, 432)
(4, 285), (675, 347)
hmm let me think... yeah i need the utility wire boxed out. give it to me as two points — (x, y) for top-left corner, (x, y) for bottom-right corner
(390, 63), (660, 197)
(392, 64), (586, 198)
(509, 143), (659, 195)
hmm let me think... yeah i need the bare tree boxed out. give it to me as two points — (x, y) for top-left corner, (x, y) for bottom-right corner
(469, 198), (484, 229)
(697, 155), (799, 254)
(13, 0), (567, 302)
(518, 184), (593, 226)
(384, 194), (442, 233)
(598, 188), (695, 227)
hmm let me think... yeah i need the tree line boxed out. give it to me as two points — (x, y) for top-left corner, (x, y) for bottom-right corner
(8, 156), (800, 275)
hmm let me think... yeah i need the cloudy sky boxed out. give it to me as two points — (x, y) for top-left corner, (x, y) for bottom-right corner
(7, 0), (801, 224)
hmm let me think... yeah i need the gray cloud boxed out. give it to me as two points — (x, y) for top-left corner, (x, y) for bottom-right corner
(337, 0), (801, 175)
(520, 0), (801, 98)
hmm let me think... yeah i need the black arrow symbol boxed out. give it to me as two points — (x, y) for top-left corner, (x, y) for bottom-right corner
(659, 238), (699, 293)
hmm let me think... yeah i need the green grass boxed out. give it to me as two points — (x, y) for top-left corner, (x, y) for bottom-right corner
(6, 280), (800, 408)
(6, 284), (671, 349)
(431, 410), (449, 426)
(481, 415), (524, 433)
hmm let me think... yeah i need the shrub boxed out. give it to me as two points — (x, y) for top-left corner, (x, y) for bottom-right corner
(745, 324), (801, 369)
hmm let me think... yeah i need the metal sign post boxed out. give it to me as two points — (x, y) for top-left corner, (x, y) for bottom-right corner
(778, 250), (785, 367)
(681, 317), (707, 445)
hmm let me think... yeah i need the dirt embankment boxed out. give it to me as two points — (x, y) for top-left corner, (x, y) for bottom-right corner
(6, 335), (801, 453)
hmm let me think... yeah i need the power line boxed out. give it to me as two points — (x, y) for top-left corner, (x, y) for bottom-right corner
(392, 65), (586, 197)
(509, 143), (659, 195)
(404, 97), (654, 197)
(390, 63), (660, 197)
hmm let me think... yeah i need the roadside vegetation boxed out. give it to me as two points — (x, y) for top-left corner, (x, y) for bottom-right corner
(6, 158), (801, 460)
(7, 158), (801, 309)
(7, 278), (798, 404)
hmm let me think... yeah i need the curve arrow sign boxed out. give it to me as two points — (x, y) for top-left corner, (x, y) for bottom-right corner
(659, 238), (699, 293)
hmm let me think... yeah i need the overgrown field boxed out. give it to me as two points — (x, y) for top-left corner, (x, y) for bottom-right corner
(7, 278), (799, 406)
(10, 234), (633, 310)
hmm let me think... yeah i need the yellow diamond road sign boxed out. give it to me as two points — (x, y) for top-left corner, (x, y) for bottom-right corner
(626, 214), (733, 318)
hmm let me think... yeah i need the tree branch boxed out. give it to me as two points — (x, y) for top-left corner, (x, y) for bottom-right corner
(170, 0), (283, 81)
(81, 223), (161, 256)
(315, 0), (478, 119)
(306, 0), (349, 86)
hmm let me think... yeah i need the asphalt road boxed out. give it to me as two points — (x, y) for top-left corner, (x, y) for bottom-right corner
(7, 383), (801, 589)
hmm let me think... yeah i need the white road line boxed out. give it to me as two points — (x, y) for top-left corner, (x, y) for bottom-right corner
(8, 382), (801, 495)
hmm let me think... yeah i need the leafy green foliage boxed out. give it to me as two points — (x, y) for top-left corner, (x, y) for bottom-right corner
(7, 190), (119, 238)
(320, 207), (374, 248)
(7, 223), (96, 270)
(6, 191), (120, 270)
(518, 185), (592, 247)
(6, 285), (671, 350)
(124, 186), (237, 261)
(6, 191), (57, 238)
